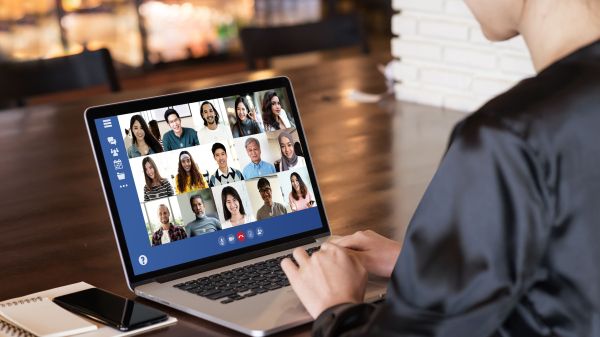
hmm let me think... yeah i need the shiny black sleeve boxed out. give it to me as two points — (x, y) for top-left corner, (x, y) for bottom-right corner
(313, 116), (553, 337)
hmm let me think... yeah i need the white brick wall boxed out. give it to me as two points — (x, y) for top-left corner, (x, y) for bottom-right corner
(391, 0), (536, 112)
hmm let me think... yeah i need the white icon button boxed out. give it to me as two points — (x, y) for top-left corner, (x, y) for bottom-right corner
(138, 255), (148, 266)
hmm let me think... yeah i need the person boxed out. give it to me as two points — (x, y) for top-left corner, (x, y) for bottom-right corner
(256, 178), (287, 220)
(174, 151), (208, 194)
(126, 115), (163, 158)
(184, 194), (222, 237)
(142, 157), (174, 201)
(280, 1), (600, 336)
(220, 186), (255, 229)
(208, 142), (244, 186)
(231, 96), (262, 138)
(241, 137), (276, 179)
(287, 172), (315, 212)
(261, 90), (294, 131)
(151, 204), (187, 246)
(148, 120), (163, 148)
(276, 131), (306, 171)
(197, 101), (231, 144)
(162, 107), (200, 151)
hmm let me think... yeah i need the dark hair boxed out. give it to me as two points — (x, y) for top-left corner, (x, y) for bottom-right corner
(211, 142), (227, 156)
(257, 177), (271, 191)
(290, 172), (307, 200)
(234, 96), (251, 120)
(176, 151), (206, 192)
(164, 107), (180, 122)
(200, 101), (220, 126)
(221, 186), (246, 220)
(189, 194), (204, 207)
(261, 90), (279, 129)
(129, 115), (163, 154)
(148, 120), (161, 141)
(142, 157), (164, 188)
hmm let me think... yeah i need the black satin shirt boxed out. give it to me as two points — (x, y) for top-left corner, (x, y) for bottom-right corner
(313, 40), (600, 337)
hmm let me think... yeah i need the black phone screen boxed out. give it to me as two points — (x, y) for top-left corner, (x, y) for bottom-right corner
(53, 288), (167, 331)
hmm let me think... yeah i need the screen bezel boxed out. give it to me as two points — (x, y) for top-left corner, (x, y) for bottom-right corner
(85, 77), (331, 286)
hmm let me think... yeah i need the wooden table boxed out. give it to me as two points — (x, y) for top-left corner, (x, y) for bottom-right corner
(0, 56), (465, 336)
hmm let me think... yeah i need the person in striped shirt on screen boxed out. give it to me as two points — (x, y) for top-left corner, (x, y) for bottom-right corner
(142, 157), (174, 201)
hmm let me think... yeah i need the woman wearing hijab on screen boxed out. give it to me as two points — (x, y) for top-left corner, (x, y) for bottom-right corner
(279, 0), (600, 336)
(276, 131), (305, 172)
(174, 150), (208, 194)
(261, 90), (295, 131)
(288, 172), (315, 212)
(231, 96), (262, 138)
(142, 157), (174, 201)
(127, 115), (163, 158)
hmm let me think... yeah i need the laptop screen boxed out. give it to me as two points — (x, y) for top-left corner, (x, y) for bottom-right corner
(89, 79), (327, 278)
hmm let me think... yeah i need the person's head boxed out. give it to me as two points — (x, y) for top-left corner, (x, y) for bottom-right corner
(157, 204), (170, 226)
(290, 172), (307, 200)
(211, 142), (228, 170)
(148, 120), (161, 141)
(278, 131), (295, 159)
(463, 0), (523, 41)
(200, 101), (219, 126)
(142, 157), (163, 186)
(257, 178), (273, 205)
(245, 137), (262, 164)
(261, 91), (282, 127)
(164, 108), (182, 134)
(234, 96), (250, 122)
(189, 195), (206, 217)
(176, 150), (204, 190)
(221, 186), (246, 220)
(129, 115), (151, 144)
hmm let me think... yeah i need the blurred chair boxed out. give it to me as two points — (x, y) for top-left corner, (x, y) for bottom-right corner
(239, 14), (369, 70)
(0, 48), (121, 107)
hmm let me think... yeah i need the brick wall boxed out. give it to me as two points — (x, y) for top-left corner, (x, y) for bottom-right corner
(391, 0), (536, 112)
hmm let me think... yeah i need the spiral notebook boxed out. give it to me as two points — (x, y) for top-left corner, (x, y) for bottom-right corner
(0, 283), (177, 337)
(0, 296), (96, 337)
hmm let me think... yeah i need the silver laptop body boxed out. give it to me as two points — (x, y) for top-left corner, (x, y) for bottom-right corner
(85, 77), (387, 336)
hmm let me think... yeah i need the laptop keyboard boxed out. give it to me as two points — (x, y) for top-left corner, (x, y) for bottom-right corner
(174, 246), (320, 304)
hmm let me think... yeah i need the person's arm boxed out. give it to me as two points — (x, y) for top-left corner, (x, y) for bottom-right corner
(285, 116), (552, 337)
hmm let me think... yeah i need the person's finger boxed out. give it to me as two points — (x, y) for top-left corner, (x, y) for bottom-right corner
(281, 258), (299, 281)
(292, 247), (310, 266)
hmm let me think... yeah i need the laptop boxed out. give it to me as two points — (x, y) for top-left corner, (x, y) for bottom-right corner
(85, 77), (387, 336)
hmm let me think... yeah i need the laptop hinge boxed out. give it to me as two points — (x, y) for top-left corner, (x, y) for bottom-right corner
(152, 236), (316, 284)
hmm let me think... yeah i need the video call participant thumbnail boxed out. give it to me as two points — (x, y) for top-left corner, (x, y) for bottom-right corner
(256, 178), (287, 221)
(175, 151), (209, 194)
(197, 101), (230, 144)
(151, 204), (187, 246)
(185, 194), (221, 237)
(127, 115), (163, 158)
(261, 90), (294, 131)
(221, 186), (255, 229)
(163, 107), (200, 151)
(277, 131), (306, 171)
(142, 157), (174, 201)
(208, 142), (244, 187)
(288, 172), (315, 212)
(242, 137), (276, 179)
(231, 96), (262, 138)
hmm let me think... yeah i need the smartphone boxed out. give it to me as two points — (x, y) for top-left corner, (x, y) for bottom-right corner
(53, 288), (168, 331)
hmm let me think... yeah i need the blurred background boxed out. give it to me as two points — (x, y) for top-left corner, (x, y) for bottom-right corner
(0, 0), (391, 89)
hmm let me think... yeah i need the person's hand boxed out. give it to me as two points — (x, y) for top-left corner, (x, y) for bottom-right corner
(281, 242), (367, 318)
(330, 230), (401, 278)
(249, 108), (257, 120)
